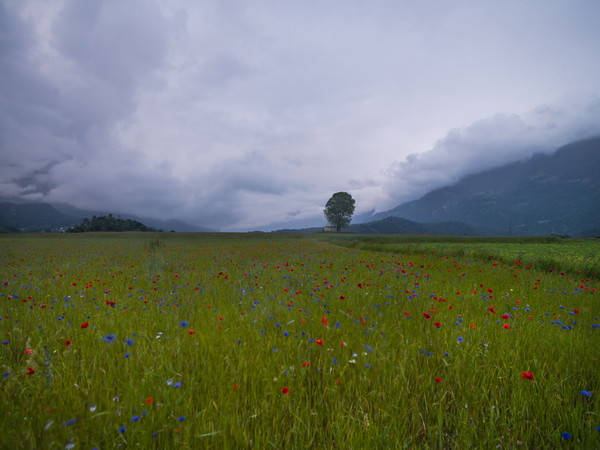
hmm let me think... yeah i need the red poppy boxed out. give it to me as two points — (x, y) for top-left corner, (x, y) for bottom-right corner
(521, 372), (534, 380)
(488, 307), (496, 314)
(302, 361), (310, 367)
(503, 324), (510, 329)
(233, 384), (238, 391)
(146, 397), (153, 404)
(434, 322), (441, 328)
(423, 313), (431, 320)
(501, 314), (510, 320)
(24, 349), (32, 355)
(315, 339), (323, 347)
(65, 340), (73, 347)
(188, 330), (196, 335)
(435, 377), (442, 383)
(80, 322), (89, 328)
(26, 367), (35, 375)
(322, 316), (328, 326)
(281, 387), (289, 395)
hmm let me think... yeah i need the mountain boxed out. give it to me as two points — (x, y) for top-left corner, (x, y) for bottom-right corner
(347, 216), (486, 235)
(373, 137), (600, 236)
(0, 202), (78, 232)
(270, 217), (485, 235)
(0, 202), (211, 233)
(53, 203), (212, 232)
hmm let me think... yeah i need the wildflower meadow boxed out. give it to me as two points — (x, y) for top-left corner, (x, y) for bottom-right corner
(1, 233), (598, 448)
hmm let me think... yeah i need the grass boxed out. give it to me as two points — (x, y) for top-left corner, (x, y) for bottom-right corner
(319, 234), (600, 279)
(0, 232), (598, 448)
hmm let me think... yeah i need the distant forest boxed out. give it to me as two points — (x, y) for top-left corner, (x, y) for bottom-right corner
(67, 214), (154, 233)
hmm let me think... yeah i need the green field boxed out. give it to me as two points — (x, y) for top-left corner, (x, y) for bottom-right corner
(1, 233), (598, 448)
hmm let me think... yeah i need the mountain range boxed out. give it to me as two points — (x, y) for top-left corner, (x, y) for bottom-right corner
(1, 137), (599, 236)
(369, 136), (600, 237)
(0, 202), (207, 233)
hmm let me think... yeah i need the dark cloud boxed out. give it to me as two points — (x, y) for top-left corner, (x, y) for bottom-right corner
(1, 1), (600, 231)
(383, 99), (600, 207)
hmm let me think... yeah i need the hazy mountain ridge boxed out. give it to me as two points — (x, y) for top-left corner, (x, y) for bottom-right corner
(0, 202), (77, 232)
(372, 137), (600, 236)
(2, 137), (598, 236)
(0, 202), (208, 233)
(347, 216), (486, 235)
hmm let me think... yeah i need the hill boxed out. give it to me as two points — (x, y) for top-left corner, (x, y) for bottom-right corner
(0, 202), (210, 233)
(0, 202), (77, 232)
(347, 216), (485, 235)
(373, 137), (600, 236)
(66, 214), (153, 232)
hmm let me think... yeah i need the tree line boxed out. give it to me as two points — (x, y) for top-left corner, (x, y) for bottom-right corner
(66, 214), (154, 233)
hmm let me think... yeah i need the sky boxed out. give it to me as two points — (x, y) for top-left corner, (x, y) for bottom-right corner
(1, 0), (600, 231)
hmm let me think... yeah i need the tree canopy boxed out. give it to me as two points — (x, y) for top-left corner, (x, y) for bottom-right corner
(66, 214), (154, 233)
(324, 192), (355, 231)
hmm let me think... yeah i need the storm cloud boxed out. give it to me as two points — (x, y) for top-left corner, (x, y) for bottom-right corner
(1, 0), (599, 230)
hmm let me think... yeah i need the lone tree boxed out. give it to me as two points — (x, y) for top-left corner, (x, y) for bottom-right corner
(324, 192), (355, 231)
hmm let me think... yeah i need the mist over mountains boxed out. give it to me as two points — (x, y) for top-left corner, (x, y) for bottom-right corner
(370, 136), (600, 237)
(0, 203), (208, 233)
(1, 137), (599, 236)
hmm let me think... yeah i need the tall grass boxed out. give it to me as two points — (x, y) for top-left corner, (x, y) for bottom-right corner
(0, 234), (598, 448)
(322, 235), (600, 279)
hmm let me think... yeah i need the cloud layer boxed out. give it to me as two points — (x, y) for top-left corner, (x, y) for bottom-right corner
(1, 0), (599, 230)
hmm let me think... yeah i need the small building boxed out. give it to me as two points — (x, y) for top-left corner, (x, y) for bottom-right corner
(323, 225), (337, 232)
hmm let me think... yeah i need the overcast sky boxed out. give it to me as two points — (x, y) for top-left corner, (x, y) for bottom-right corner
(2, 0), (600, 231)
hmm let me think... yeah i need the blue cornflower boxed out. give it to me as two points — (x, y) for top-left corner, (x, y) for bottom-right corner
(364, 344), (374, 353)
(420, 349), (433, 356)
(179, 321), (189, 327)
(131, 415), (140, 422)
(561, 432), (572, 440)
(178, 416), (185, 421)
(173, 381), (181, 388)
(125, 338), (134, 346)
(102, 334), (116, 343)
(124, 353), (130, 358)
(457, 336), (464, 343)
(581, 390), (592, 397)
(332, 358), (338, 365)
(63, 418), (78, 427)
(119, 426), (126, 433)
